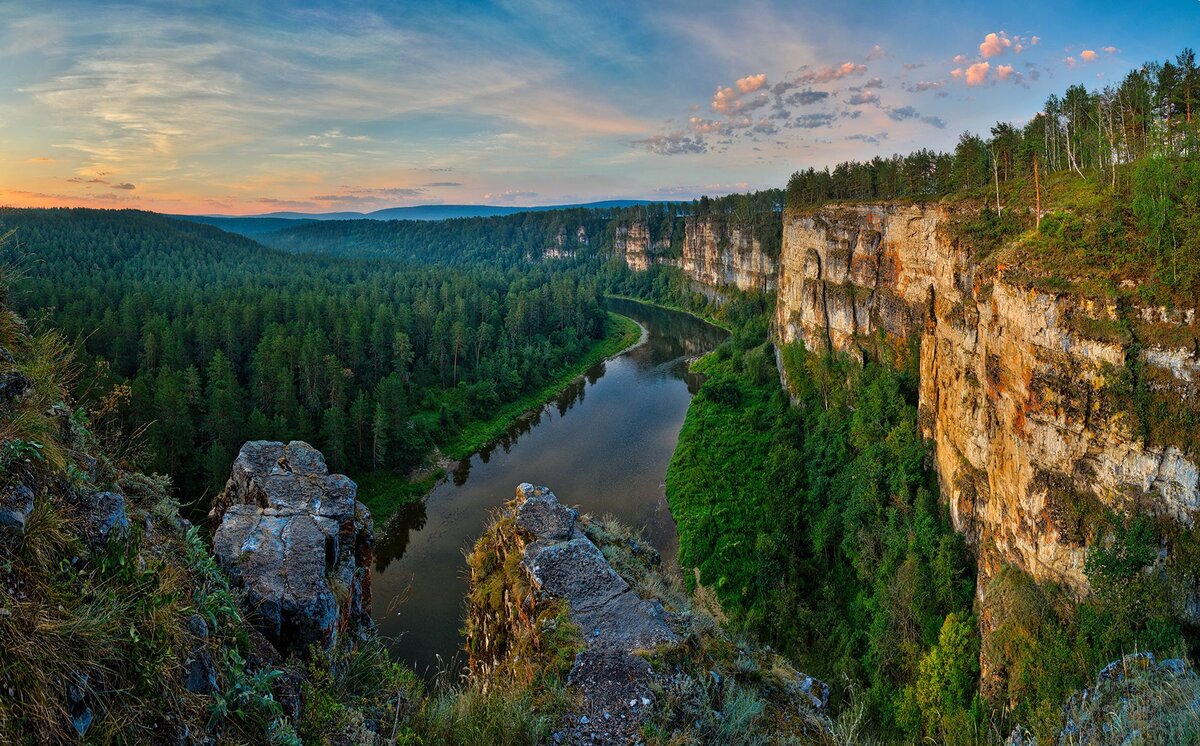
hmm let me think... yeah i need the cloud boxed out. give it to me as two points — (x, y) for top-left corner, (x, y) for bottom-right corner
(422, 181), (462, 187)
(1031, 36), (1040, 45)
(788, 113), (837, 129)
(965, 61), (990, 86)
(954, 54), (968, 65)
(862, 76), (884, 89)
(904, 62), (925, 70)
(866, 44), (886, 60)
(252, 197), (319, 208)
(887, 106), (946, 128)
(736, 73), (767, 93)
(1080, 49), (1098, 62)
(28, 156), (54, 163)
(781, 89), (830, 107)
(979, 32), (1013, 58)
(846, 132), (888, 145)
(908, 80), (945, 92)
(1103, 46), (1118, 55)
(632, 131), (707, 155)
(712, 85), (769, 115)
(482, 189), (538, 202)
(845, 90), (880, 106)
(112, 182), (136, 190)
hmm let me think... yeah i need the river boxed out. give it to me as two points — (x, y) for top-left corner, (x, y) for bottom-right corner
(370, 298), (728, 678)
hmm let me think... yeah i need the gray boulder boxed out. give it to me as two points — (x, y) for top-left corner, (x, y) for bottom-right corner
(211, 441), (373, 658)
(516, 482), (577, 541)
(0, 345), (29, 409)
(82, 492), (129, 551)
(0, 484), (34, 536)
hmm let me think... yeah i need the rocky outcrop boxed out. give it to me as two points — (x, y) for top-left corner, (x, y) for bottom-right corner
(614, 218), (778, 293)
(1016, 652), (1200, 745)
(613, 222), (662, 272)
(210, 440), (373, 657)
(678, 217), (777, 292)
(516, 484), (678, 743)
(468, 484), (830, 744)
(774, 204), (1200, 603)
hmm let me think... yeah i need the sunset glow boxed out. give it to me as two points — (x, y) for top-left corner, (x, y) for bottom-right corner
(2, 0), (1195, 214)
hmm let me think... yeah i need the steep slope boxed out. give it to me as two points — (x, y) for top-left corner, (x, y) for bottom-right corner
(773, 202), (1200, 610)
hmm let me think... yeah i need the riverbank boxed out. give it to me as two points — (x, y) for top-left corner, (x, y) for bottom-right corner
(604, 293), (731, 331)
(355, 311), (643, 525)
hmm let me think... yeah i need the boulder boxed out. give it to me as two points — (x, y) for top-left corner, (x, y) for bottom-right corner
(182, 614), (218, 696)
(516, 482), (577, 541)
(81, 492), (129, 551)
(0, 345), (29, 409)
(211, 441), (373, 658)
(0, 484), (34, 536)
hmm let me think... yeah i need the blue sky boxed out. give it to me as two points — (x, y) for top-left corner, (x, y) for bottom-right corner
(1, 0), (1197, 213)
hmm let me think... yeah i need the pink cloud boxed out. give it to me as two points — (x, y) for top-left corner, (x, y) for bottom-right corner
(712, 86), (739, 114)
(736, 73), (767, 93)
(809, 61), (867, 83)
(866, 44), (886, 60)
(979, 32), (1012, 58)
(996, 64), (1015, 80)
(1030, 36), (1040, 45)
(1103, 46), (1119, 55)
(1080, 49), (1098, 62)
(1064, 56), (1077, 68)
(951, 68), (964, 80)
(965, 61), (990, 86)
(954, 54), (968, 64)
(845, 90), (879, 106)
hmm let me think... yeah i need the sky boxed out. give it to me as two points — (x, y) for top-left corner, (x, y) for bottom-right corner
(1, 1), (1197, 215)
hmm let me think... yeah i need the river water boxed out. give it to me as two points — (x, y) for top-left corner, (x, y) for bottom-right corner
(370, 298), (727, 678)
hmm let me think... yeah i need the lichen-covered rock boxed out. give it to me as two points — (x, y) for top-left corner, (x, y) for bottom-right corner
(182, 614), (218, 695)
(81, 491), (129, 551)
(515, 482), (577, 541)
(0, 484), (34, 536)
(514, 485), (678, 744)
(210, 440), (373, 658)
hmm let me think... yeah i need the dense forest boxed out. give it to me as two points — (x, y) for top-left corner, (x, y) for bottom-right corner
(0, 208), (614, 516)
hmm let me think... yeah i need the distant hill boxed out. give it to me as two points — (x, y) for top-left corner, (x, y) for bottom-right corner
(175, 200), (669, 236)
(167, 214), (321, 237)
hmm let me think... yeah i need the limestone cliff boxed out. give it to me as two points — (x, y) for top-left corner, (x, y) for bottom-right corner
(774, 203), (1200, 606)
(613, 222), (661, 272)
(614, 217), (778, 292)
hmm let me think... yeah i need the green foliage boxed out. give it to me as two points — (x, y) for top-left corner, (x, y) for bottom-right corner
(667, 328), (975, 739)
(903, 612), (984, 743)
(1, 207), (614, 513)
(982, 523), (1188, 743)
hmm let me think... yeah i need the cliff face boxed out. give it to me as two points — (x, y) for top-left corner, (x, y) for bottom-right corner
(774, 204), (1200, 603)
(614, 218), (777, 292)
(613, 223), (660, 272)
(678, 217), (777, 292)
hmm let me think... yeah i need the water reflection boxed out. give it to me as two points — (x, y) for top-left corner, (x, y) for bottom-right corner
(371, 297), (726, 677)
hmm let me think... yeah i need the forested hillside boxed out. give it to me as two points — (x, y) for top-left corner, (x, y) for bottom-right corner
(0, 208), (615, 515)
